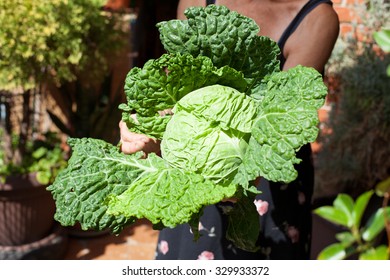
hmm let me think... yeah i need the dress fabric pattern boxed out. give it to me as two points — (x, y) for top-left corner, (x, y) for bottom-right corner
(155, 0), (332, 260)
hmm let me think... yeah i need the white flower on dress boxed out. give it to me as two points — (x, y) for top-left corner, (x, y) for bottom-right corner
(158, 240), (169, 255)
(254, 199), (269, 216)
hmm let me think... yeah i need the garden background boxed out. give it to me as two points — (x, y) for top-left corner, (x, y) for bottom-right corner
(0, 0), (389, 260)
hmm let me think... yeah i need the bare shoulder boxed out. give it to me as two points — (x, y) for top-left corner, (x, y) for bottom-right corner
(177, 0), (206, 19)
(308, 3), (340, 32)
(283, 2), (340, 71)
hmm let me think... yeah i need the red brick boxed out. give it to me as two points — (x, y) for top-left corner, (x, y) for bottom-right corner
(346, 0), (365, 4)
(335, 6), (354, 22)
(355, 25), (373, 42)
(340, 23), (354, 36)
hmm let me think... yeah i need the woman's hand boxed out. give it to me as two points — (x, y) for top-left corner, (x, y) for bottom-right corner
(119, 120), (161, 156)
(119, 110), (172, 156)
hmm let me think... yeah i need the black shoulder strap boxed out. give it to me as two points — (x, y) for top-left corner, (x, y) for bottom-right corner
(206, 0), (216, 5)
(278, 0), (333, 68)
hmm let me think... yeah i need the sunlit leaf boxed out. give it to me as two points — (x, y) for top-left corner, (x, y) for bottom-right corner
(333, 194), (354, 227)
(335, 231), (356, 247)
(359, 245), (389, 260)
(374, 29), (390, 52)
(375, 177), (390, 197)
(317, 243), (347, 260)
(353, 190), (374, 228)
(362, 207), (390, 242)
(314, 206), (349, 227)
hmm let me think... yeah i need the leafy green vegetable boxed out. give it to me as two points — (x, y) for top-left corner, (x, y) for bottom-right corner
(237, 66), (327, 185)
(157, 5), (281, 90)
(48, 5), (328, 251)
(48, 138), (137, 233)
(120, 53), (248, 139)
(162, 84), (257, 186)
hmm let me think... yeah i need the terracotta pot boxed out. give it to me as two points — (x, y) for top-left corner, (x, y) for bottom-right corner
(0, 173), (56, 246)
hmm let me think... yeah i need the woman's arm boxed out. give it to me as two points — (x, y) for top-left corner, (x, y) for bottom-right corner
(282, 3), (339, 72)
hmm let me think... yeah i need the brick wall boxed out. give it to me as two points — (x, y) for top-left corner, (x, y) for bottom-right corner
(333, 0), (372, 41)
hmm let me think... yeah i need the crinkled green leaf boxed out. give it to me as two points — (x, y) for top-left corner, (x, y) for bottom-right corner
(121, 53), (248, 139)
(237, 66), (327, 184)
(157, 5), (280, 90)
(49, 137), (236, 233)
(107, 166), (236, 228)
(47, 138), (143, 233)
(362, 207), (390, 242)
(161, 85), (257, 186)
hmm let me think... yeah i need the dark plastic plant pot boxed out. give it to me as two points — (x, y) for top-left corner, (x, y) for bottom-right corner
(0, 173), (56, 246)
(0, 224), (68, 260)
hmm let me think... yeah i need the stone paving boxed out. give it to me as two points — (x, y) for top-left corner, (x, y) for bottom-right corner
(64, 220), (159, 260)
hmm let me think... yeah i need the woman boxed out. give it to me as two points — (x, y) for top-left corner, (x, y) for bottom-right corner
(120, 0), (339, 259)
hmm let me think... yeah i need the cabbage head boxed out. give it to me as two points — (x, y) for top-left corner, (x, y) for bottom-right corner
(162, 85), (257, 186)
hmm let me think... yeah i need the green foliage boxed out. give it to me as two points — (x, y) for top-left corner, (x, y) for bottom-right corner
(48, 5), (328, 251)
(316, 34), (390, 198)
(0, 132), (68, 185)
(374, 29), (390, 75)
(0, 0), (124, 91)
(0, 0), (126, 185)
(314, 180), (390, 260)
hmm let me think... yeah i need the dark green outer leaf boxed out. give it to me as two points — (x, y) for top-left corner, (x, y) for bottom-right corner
(158, 5), (280, 90)
(121, 53), (248, 139)
(47, 138), (163, 233)
(226, 194), (260, 252)
(48, 138), (237, 233)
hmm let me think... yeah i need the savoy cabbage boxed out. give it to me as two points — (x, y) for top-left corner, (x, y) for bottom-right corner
(48, 5), (327, 251)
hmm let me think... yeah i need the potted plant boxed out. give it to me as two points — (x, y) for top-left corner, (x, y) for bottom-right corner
(313, 178), (390, 260)
(0, 0), (126, 258)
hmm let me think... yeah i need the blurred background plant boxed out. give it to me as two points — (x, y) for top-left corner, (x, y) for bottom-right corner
(312, 0), (390, 260)
(0, 0), (129, 182)
(314, 177), (390, 260)
(314, 0), (390, 199)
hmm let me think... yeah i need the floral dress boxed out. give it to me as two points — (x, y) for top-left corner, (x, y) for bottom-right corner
(155, 0), (332, 260)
